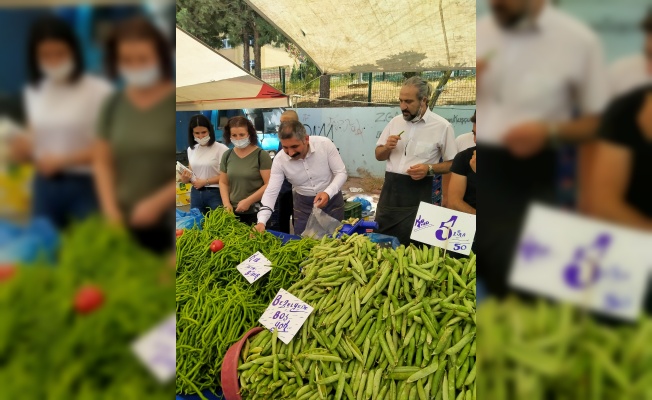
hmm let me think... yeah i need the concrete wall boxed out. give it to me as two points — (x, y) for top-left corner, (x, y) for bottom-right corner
(295, 106), (475, 178)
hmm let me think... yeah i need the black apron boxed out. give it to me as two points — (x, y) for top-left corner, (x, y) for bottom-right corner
(376, 172), (434, 245)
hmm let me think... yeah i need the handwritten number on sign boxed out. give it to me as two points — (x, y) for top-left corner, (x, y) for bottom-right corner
(436, 216), (458, 241)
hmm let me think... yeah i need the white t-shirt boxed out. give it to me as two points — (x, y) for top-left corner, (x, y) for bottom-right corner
(609, 53), (652, 99)
(376, 108), (457, 175)
(455, 132), (476, 152)
(477, 4), (609, 146)
(24, 74), (113, 174)
(187, 141), (229, 188)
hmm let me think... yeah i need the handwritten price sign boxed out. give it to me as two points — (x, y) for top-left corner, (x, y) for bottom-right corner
(237, 263), (272, 284)
(410, 202), (476, 255)
(236, 251), (272, 284)
(509, 204), (652, 321)
(131, 314), (176, 383)
(259, 289), (314, 344)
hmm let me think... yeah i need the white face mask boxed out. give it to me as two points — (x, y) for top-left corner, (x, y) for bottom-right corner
(194, 136), (210, 146)
(40, 59), (74, 82)
(119, 65), (161, 88)
(232, 138), (250, 149)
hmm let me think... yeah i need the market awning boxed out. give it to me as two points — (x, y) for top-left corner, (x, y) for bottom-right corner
(176, 27), (290, 111)
(244, 0), (475, 74)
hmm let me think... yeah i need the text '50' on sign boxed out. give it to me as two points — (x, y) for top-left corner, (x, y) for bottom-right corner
(410, 202), (476, 255)
(259, 289), (314, 344)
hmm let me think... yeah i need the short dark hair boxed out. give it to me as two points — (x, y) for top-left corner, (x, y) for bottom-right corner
(642, 9), (652, 33)
(223, 116), (258, 146)
(279, 120), (308, 141)
(188, 114), (216, 149)
(104, 16), (173, 81)
(470, 110), (476, 123)
(27, 16), (84, 86)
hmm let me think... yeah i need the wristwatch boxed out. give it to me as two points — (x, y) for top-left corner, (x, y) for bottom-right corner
(427, 164), (434, 176)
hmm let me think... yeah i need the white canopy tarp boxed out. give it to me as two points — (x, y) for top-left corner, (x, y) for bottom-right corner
(245, 0), (475, 74)
(176, 27), (289, 111)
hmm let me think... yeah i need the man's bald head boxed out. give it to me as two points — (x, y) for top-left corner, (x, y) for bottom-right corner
(280, 110), (299, 123)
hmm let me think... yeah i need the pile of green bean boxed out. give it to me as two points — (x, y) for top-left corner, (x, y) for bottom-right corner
(176, 208), (318, 398)
(477, 297), (652, 400)
(236, 233), (477, 400)
(0, 216), (174, 399)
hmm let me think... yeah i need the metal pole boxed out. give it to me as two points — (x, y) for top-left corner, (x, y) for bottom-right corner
(281, 67), (286, 93)
(367, 72), (373, 106)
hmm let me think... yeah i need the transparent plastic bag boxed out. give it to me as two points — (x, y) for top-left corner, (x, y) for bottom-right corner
(301, 206), (341, 239)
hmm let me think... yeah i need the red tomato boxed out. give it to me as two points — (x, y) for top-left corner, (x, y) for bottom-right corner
(74, 285), (105, 314)
(210, 239), (224, 252)
(176, 229), (184, 238)
(0, 264), (16, 282)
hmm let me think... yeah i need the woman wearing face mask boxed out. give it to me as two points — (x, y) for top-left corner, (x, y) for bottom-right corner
(219, 116), (272, 225)
(180, 115), (228, 213)
(15, 16), (113, 229)
(94, 17), (175, 254)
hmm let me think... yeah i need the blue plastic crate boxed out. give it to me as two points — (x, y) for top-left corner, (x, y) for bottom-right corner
(268, 229), (301, 244)
(356, 221), (378, 234)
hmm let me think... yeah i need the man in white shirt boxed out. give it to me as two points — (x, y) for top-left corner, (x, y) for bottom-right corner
(254, 120), (348, 235)
(609, 10), (652, 99)
(375, 77), (457, 245)
(477, 0), (609, 297)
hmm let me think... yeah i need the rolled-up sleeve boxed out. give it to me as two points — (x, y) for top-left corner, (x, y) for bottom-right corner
(324, 140), (348, 199)
(257, 160), (285, 225)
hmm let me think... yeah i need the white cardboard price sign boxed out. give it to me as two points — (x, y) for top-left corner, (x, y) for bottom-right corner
(236, 251), (273, 284)
(243, 251), (272, 266)
(237, 263), (272, 284)
(131, 314), (176, 383)
(509, 204), (652, 321)
(259, 289), (314, 344)
(410, 202), (476, 255)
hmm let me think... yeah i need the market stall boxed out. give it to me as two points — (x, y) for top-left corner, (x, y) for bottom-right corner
(175, 206), (476, 400)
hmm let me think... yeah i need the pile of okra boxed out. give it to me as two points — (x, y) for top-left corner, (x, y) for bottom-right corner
(237, 234), (477, 400)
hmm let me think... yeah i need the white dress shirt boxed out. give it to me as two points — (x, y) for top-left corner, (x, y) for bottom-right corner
(376, 108), (457, 174)
(455, 132), (476, 152)
(257, 135), (347, 225)
(24, 74), (113, 174)
(477, 3), (609, 146)
(187, 141), (228, 187)
(609, 53), (652, 99)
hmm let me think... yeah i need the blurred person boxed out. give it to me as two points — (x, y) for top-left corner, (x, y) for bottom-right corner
(609, 9), (652, 99)
(375, 77), (457, 245)
(219, 116), (272, 225)
(449, 112), (476, 215)
(274, 109), (299, 233)
(12, 16), (112, 230)
(94, 16), (175, 254)
(588, 87), (652, 312)
(476, 0), (610, 296)
(179, 114), (228, 214)
(254, 120), (347, 235)
(442, 111), (477, 208)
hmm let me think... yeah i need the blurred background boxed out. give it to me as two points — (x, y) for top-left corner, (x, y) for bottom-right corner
(477, 0), (652, 399)
(0, 1), (175, 399)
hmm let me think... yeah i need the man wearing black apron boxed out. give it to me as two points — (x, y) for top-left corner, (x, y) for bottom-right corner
(375, 77), (458, 245)
(254, 120), (348, 235)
